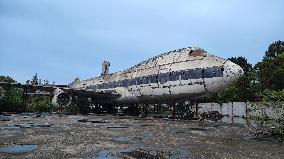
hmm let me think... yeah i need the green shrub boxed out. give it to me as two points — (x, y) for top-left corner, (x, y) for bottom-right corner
(262, 89), (284, 101)
(27, 96), (53, 112)
(274, 125), (284, 142)
(0, 76), (23, 112)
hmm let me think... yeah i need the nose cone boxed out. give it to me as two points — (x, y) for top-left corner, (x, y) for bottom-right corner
(202, 58), (244, 94)
(231, 61), (244, 77)
(223, 60), (244, 83)
(237, 65), (244, 76)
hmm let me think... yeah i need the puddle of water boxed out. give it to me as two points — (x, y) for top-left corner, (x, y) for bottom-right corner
(188, 127), (206, 131)
(20, 112), (36, 116)
(78, 119), (109, 123)
(3, 123), (52, 129)
(140, 124), (156, 127)
(112, 133), (152, 142)
(89, 147), (191, 159)
(0, 115), (11, 121)
(106, 124), (132, 130)
(0, 144), (38, 154)
(106, 126), (129, 129)
(219, 116), (270, 127)
(173, 127), (206, 135)
(200, 117), (248, 128)
(221, 116), (247, 125)
(3, 114), (12, 117)
(243, 135), (278, 142)
(0, 126), (19, 129)
(0, 129), (18, 135)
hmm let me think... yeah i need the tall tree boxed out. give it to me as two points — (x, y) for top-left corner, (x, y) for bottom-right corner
(0, 76), (16, 83)
(0, 76), (23, 112)
(264, 40), (284, 59)
(255, 52), (284, 91)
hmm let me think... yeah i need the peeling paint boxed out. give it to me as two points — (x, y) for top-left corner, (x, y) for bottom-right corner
(69, 47), (243, 104)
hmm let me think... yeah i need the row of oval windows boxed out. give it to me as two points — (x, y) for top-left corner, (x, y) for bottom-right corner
(86, 67), (224, 90)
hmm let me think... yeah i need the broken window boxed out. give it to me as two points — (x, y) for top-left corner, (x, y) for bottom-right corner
(191, 69), (202, 79)
(150, 75), (158, 83)
(158, 73), (169, 84)
(136, 77), (142, 85)
(142, 76), (148, 84)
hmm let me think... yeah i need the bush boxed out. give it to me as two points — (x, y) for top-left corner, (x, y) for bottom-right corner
(0, 76), (23, 113)
(274, 125), (284, 142)
(0, 87), (23, 113)
(65, 103), (81, 114)
(26, 96), (54, 112)
(262, 89), (284, 101)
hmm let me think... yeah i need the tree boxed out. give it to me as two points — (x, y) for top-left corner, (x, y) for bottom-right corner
(26, 96), (53, 112)
(0, 76), (16, 83)
(228, 57), (252, 72)
(0, 76), (23, 112)
(255, 52), (284, 91)
(264, 40), (284, 59)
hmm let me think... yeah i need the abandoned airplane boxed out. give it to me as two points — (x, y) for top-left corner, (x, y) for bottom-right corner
(54, 47), (244, 107)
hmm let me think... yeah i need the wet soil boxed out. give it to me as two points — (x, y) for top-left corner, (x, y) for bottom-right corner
(0, 114), (283, 159)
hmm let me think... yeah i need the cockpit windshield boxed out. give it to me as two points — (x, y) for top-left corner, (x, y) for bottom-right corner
(190, 47), (207, 57)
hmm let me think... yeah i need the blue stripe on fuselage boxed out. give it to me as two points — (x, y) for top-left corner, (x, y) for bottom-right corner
(86, 66), (223, 90)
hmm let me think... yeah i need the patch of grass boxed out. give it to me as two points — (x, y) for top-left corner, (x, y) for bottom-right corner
(245, 115), (273, 122)
(273, 125), (284, 143)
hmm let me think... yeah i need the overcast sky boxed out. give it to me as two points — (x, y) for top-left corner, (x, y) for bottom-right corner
(0, 0), (283, 84)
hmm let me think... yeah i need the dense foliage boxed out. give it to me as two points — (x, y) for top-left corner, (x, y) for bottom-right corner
(0, 76), (16, 83)
(26, 96), (53, 112)
(255, 53), (284, 91)
(208, 40), (284, 102)
(0, 75), (54, 113)
(0, 76), (23, 112)
(261, 89), (284, 102)
(264, 40), (284, 59)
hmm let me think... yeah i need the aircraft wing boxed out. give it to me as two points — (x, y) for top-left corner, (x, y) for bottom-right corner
(0, 82), (121, 105)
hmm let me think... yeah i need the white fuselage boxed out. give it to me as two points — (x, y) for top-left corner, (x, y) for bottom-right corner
(70, 47), (243, 104)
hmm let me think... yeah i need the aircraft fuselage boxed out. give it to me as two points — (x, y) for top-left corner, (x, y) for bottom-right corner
(69, 47), (243, 104)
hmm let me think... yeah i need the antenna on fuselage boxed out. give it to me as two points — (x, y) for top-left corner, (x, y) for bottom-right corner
(101, 61), (110, 76)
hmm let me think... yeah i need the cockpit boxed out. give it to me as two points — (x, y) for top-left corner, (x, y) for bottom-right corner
(189, 47), (208, 57)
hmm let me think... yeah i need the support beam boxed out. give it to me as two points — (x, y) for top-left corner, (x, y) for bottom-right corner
(195, 101), (198, 118)
(172, 102), (176, 119)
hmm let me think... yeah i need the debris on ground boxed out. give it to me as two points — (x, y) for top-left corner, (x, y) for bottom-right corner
(200, 111), (224, 121)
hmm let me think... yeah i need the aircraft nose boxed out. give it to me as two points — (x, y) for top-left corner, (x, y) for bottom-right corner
(232, 62), (244, 77)
(224, 60), (244, 80)
(237, 65), (244, 76)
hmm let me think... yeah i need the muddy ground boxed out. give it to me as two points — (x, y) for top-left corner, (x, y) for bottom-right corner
(0, 113), (283, 159)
